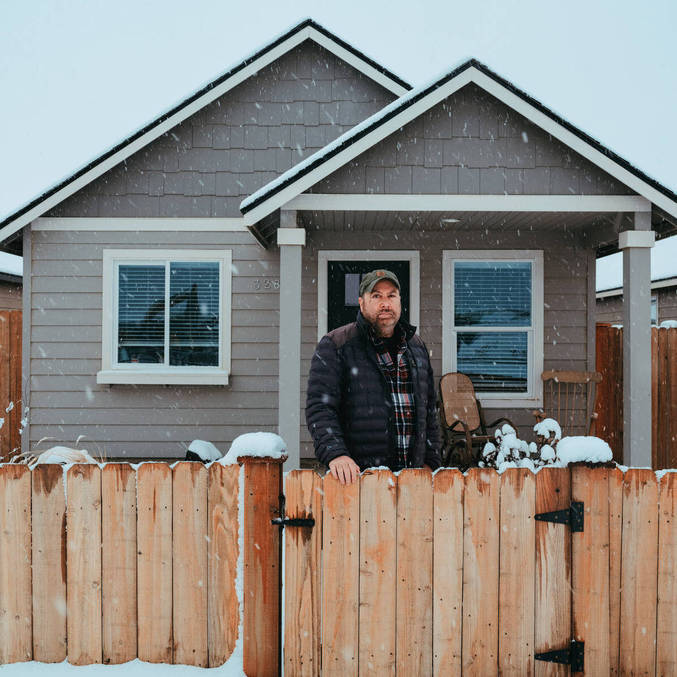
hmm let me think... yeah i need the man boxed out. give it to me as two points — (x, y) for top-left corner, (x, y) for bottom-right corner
(306, 269), (442, 484)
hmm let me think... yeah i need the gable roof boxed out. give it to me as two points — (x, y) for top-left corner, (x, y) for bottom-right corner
(240, 58), (677, 237)
(0, 19), (410, 251)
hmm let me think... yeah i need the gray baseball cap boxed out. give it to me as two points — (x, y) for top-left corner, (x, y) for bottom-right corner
(358, 269), (401, 296)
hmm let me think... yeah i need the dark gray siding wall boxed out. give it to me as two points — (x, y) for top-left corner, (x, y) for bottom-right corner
(46, 41), (396, 219)
(311, 83), (633, 195)
(0, 281), (22, 310)
(300, 227), (591, 461)
(31, 42), (396, 458)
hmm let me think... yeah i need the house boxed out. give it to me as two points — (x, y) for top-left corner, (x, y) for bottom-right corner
(1, 19), (676, 468)
(0, 253), (22, 310)
(596, 237), (677, 324)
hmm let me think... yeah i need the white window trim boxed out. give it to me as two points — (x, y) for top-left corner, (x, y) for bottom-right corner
(317, 250), (420, 341)
(442, 250), (544, 408)
(98, 249), (232, 385)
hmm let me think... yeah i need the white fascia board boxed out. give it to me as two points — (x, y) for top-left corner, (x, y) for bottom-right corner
(596, 288), (622, 299)
(307, 27), (408, 96)
(242, 69), (476, 225)
(33, 217), (248, 231)
(286, 193), (651, 213)
(470, 69), (677, 219)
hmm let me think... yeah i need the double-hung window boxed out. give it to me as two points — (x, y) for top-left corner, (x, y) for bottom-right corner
(98, 250), (232, 385)
(442, 250), (543, 407)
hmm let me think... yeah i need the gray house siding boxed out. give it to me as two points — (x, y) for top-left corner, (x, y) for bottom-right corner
(597, 286), (677, 324)
(28, 41), (398, 458)
(28, 228), (280, 457)
(46, 41), (396, 219)
(300, 227), (591, 459)
(310, 84), (634, 196)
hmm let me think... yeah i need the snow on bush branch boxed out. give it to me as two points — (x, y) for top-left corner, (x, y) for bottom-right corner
(479, 418), (612, 473)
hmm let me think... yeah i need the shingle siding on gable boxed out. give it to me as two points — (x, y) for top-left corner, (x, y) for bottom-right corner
(310, 84), (634, 196)
(45, 42), (396, 219)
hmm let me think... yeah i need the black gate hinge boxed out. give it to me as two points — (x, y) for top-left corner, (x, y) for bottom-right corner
(535, 640), (584, 672)
(535, 501), (584, 532)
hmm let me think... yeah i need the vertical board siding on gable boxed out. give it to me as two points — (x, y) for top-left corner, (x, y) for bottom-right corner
(28, 229), (280, 458)
(299, 228), (589, 459)
(311, 84), (634, 197)
(44, 42), (396, 220)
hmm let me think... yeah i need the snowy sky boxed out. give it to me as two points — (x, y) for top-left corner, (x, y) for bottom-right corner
(1, 0), (675, 285)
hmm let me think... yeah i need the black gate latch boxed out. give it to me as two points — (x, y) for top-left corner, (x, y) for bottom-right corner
(536, 640), (584, 672)
(271, 516), (315, 528)
(535, 501), (584, 532)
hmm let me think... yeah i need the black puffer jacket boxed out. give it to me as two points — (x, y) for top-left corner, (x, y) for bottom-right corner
(306, 312), (442, 471)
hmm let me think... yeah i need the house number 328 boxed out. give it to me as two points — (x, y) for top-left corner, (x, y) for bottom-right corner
(252, 278), (280, 290)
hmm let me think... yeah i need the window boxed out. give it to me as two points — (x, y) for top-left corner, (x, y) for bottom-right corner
(442, 250), (543, 407)
(98, 250), (232, 385)
(651, 296), (658, 325)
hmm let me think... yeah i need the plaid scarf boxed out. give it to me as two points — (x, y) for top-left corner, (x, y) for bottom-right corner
(370, 328), (416, 469)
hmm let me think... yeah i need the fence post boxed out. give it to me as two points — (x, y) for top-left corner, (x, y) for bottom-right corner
(241, 455), (285, 677)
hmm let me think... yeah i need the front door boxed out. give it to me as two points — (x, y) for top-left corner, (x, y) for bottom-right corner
(326, 260), (411, 332)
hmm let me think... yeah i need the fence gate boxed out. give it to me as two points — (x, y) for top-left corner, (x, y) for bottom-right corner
(279, 466), (676, 677)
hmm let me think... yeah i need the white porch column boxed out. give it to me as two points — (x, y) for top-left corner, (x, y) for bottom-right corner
(620, 212), (654, 466)
(277, 211), (305, 470)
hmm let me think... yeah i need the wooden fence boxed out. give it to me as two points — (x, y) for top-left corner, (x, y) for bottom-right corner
(0, 310), (21, 461)
(1, 460), (675, 675)
(596, 324), (677, 469)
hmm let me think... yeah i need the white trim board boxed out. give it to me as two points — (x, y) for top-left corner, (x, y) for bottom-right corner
(442, 249), (544, 408)
(316, 250), (420, 341)
(243, 64), (677, 225)
(286, 193), (650, 213)
(0, 23), (407, 245)
(99, 248), (232, 385)
(33, 217), (249, 232)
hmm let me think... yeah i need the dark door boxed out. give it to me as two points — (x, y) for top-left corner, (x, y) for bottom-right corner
(327, 260), (410, 332)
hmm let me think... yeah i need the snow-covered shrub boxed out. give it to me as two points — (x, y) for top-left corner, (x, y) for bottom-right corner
(478, 419), (612, 472)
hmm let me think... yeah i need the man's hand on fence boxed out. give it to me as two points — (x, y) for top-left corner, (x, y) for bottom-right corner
(328, 455), (360, 485)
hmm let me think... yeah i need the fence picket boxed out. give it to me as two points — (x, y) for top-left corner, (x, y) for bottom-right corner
(31, 464), (66, 662)
(499, 469), (535, 676)
(322, 474), (360, 677)
(284, 470), (323, 677)
(462, 468), (500, 676)
(432, 469), (463, 677)
(172, 462), (208, 666)
(657, 472), (677, 674)
(66, 464), (102, 665)
(102, 464), (137, 664)
(396, 469), (433, 675)
(619, 469), (659, 675)
(0, 465), (32, 663)
(608, 468), (623, 676)
(137, 463), (173, 663)
(534, 467), (570, 677)
(242, 457), (283, 677)
(207, 463), (239, 667)
(571, 467), (610, 675)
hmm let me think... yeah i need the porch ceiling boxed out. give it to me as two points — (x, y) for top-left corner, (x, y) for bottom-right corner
(297, 209), (615, 233)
